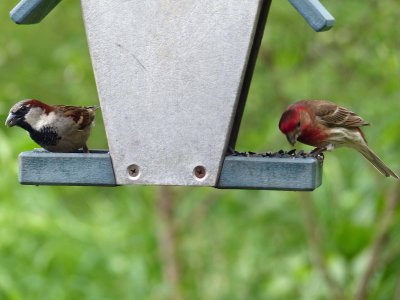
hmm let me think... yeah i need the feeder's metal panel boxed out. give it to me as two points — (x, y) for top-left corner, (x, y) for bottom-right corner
(81, 0), (265, 186)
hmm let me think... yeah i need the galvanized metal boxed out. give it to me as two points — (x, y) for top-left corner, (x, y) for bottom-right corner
(289, 0), (335, 32)
(18, 150), (322, 190)
(19, 150), (116, 186)
(10, 0), (61, 24)
(81, 0), (266, 186)
(218, 156), (322, 191)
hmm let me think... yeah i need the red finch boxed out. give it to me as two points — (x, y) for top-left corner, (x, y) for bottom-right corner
(6, 99), (98, 153)
(279, 100), (398, 179)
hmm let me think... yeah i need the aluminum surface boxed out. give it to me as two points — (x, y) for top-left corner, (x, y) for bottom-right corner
(18, 150), (322, 190)
(289, 0), (335, 32)
(217, 156), (322, 191)
(19, 150), (116, 186)
(10, 0), (61, 24)
(81, 0), (264, 185)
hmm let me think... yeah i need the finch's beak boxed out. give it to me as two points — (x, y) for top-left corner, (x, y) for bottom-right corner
(286, 132), (297, 146)
(5, 113), (19, 127)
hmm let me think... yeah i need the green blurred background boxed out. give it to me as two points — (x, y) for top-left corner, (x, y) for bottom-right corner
(0, 1), (399, 299)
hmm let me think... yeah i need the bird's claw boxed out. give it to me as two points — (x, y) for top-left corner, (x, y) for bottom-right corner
(309, 147), (326, 158)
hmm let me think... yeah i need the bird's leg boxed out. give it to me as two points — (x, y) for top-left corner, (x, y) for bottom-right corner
(82, 144), (89, 153)
(310, 147), (327, 156)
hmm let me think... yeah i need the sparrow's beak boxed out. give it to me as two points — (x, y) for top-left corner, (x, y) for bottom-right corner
(286, 132), (297, 146)
(5, 113), (19, 127)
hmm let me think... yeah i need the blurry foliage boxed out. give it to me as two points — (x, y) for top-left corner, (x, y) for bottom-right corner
(0, 1), (399, 299)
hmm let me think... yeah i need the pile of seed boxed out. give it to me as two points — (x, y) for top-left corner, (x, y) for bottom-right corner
(228, 149), (324, 161)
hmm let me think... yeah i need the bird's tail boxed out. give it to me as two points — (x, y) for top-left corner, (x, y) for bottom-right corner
(354, 143), (399, 179)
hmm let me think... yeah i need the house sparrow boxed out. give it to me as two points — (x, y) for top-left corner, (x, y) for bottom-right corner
(279, 99), (398, 178)
(5, 99), (99, 153)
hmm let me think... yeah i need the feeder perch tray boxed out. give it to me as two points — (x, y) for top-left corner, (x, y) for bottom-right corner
(19, 149), (322, 191)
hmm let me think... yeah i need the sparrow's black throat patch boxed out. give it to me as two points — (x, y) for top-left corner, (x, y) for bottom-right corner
(19, 120), (61, 147)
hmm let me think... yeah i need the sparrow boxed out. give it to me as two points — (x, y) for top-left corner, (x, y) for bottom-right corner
(279, 99), (398, 178)
(5, 99), (98, 153)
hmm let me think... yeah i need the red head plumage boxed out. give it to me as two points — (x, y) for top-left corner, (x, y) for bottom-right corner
(279, 108), (300, 134)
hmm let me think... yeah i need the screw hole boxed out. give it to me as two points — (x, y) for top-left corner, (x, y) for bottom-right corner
(193, 165), (207, 180)
(127, 164), (140, 180)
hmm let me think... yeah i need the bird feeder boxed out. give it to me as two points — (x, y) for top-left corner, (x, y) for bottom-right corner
(12, 0), (335, 190)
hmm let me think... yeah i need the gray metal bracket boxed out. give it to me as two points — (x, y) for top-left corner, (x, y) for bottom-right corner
(218, 156), (322, 191)
(289, 0), (335, 32)
(18, 150), (322, 190)
(19, 150), (117, 186)
(10, 0), (61, 24)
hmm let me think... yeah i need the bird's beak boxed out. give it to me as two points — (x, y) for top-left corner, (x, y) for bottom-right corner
(286, 132), (297, 146)
(5, 113), (19, 127)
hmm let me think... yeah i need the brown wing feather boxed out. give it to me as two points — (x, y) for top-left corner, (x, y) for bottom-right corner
(302, 100), (370, 128)
(56, 105), (98, 130)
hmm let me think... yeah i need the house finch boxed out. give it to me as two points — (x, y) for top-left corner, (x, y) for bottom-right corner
(279, 99), (398, 178)
(6, 99), (98, 153)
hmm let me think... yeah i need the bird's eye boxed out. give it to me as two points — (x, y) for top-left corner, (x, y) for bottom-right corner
(296, 121), (301, 129)
(18, 106), (29, 113)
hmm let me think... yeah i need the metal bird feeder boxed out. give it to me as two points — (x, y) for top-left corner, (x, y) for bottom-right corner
(12, 0), (335, 190)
